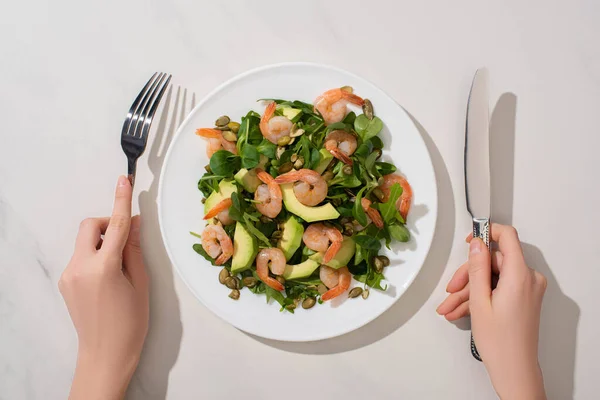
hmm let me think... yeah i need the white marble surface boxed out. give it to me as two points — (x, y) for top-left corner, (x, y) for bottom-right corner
(1, 0), (599, 398)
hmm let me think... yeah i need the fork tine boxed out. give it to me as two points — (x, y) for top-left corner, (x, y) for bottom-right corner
(139, 74), (172, 141)
(121, 72), (159, 137)
(128, 73), (165, 137)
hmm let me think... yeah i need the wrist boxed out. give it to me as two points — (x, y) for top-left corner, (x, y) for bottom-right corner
(494, 363), (546, 400)
(69, 348), (139, 400)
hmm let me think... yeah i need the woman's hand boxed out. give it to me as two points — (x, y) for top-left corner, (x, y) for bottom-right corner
(437, 224), (547, 400)
(59, 176), (149, 400)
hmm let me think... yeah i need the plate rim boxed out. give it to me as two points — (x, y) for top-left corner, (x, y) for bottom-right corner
(157, 62), (438, 342)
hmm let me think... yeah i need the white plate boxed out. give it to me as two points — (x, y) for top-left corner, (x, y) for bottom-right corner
(158, 63), (437, 342)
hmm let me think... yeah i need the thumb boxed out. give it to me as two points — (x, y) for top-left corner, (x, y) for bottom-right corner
(123, 216), (148, 289)
(468, 238), (492, 314)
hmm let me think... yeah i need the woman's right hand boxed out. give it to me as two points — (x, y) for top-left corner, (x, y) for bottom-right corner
(437, 224), (547, 400)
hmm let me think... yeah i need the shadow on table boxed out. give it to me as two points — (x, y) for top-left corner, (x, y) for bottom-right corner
(127, 85), (192, 399)
(250, 112), (455, 354)
(452, 93), (579, 398)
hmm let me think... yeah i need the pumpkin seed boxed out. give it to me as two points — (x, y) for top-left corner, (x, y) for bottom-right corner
(362, 99), (374, 120)
(373, 257), (384, 273)
(225, 276), (239, 290)
(222, 131), (237, 142)
(278, 161), (294, 174)
(201, 198), (206, 204)
(340, 86), (354, 93)
(302, 297), (316, 309)
(322, 171), (334, 182)
(373, 188), (385, 202)
(290, 154), (298, 163)
(343, 223), (354, 236)
(227, 121), (240, 133)
(277, 136), (291, 146)
(214, 126), (230, 131)
(380, 255), (390, 267)
(260, 215), (272, 224)
(229, 289), (240, 300)
(374, 148), (382, 160)
(276, 146), (286, 160)
(348, 287), (363, 298)
(272, 230), (283, 239)
(317, 283), (328, 295)
(242, 277), (257, 288)
(332, 198), (342, 207)
(218, 268), (230, 285)
(215, 115), (230, 127)
(362, 288), (370, 299)
(342, 165), (353, 175)
(276, 276), (286, 285)
(288, 137), (296, 145)
(293, 157), (304, 170)
(290, 127), (305, 138)
(285, 303), (296, 311)
(204, 164), (212, 173)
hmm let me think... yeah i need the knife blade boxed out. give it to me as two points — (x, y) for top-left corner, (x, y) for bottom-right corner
(465, 68), (491, 362)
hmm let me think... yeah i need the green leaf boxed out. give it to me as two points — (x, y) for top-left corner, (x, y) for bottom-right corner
(256, 139), (276, 159)
(309, 148), (321, 170)
(243, 214), (271, 246)
(354, 115), (383, 141)
(354, 244), (364, 265)
(365, 151), (379, 175)
(377, 183), (403, 224)
(375, 162), (396, 175)
(368, 136), (384, 149)
(209, 150), (241, 177)
(352, 187), (368, 227)
(354, 141), (373, 158)
(228, 192), (245, 222)
(388, 224), (410, 242)
(192, 243), (230, 267)
(189, 231), (202, 239)
(355, 271), (387, 291)
(343, 111), (356, 125)
(241, 145), (260, 169)
(353, 235), (382, 251)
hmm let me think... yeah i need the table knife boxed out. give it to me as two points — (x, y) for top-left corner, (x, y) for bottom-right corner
(465, 68), (491, 362)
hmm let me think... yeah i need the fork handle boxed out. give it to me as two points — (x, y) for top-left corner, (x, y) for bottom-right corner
(470, 217), (490, 362)
(127, 158), (137, 187)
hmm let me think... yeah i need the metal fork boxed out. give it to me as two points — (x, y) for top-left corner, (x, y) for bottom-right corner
(121, 72), (172, 186)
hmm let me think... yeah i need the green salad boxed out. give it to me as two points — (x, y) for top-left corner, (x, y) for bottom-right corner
(191, 87), (412, 312)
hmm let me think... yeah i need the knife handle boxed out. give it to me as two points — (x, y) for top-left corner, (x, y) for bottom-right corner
(470, 218), (490, 362)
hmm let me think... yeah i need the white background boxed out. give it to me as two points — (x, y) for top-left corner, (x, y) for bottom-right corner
(1, 0), (598, 399)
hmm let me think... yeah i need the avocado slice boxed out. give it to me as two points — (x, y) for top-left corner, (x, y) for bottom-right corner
(231, 223), (258, 273)
(234, 168), (261, 193)
(314, 148), (334, 174)
(282, 259), (320, 280)
(309, 236), (356, 269)
(277, 105), (303, 123)
(277, 216), (304, 260)
(281, 183), (340, 222)
(204, 179), (237, 213)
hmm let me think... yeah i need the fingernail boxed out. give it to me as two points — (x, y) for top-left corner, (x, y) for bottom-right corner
(118, 175), (129, 187)
(470, 239), (482, 254)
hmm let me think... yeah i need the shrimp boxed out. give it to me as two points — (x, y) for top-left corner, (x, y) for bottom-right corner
(204, 198), (234, 225)
(361, 198), (384, 229)
(379, 174), (413, 221)
(320, 266), (351, 301)
(314, 88), (364, 125)
(256, 248), (286, 291)
(260, 102), (293, 145)
(254, 169), (282, 218)
(195, 128), (238, 157)
(201, 224), (233, 265)
(324, 130), (358, 165)
(273, 169), (328, 207)
(303, 223), (343, 263)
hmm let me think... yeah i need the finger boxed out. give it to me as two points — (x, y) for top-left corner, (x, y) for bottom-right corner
(445, 301), (470, 321)
(123, 216), (148, 289)
(446, 252), (502, 293)
(446, 262), (469, 293)
(437, 284), (470, 315)
(467, 238), (492, 313)
(75, 217), (110, 252)
(103, 176), (133, 255)
(467, 224), (524, 262)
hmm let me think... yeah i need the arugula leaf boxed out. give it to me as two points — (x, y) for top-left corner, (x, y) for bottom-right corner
(354, 115), (384, 141)
(197, 172), (222, 197)
(243, 214), (271, 246)
(353, 235), (382, 251)
(388, 224), (410, 242)
(354, 271), (388, 291)
(309, 148), (321, 170)
(256, 139), (276, 159)
(352, 187), (368, 227)
(377, 183), (403, 224)
(375, 162), (396, 175)
(209, 150), (240, 177)
(241, 145), (260, 169)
